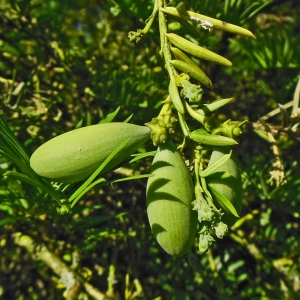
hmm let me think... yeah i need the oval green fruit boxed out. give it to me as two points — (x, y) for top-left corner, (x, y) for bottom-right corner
(206, 147), (243, 227)
(30, 122), (150, 183)
(146, 140), (197, 256)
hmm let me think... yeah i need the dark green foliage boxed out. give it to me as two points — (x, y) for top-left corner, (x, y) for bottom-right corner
(1, 0), (300, 299)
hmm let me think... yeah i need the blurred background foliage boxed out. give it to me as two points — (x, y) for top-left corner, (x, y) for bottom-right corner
(1, 0), (300, 299)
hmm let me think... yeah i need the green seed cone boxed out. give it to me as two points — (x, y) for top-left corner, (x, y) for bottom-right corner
(146, 140), (197, 256)
(30, 122), (150, 183)
(206, 147), (243, 227)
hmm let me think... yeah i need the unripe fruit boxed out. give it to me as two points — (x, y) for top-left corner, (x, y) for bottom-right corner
(146, 140), (197, 256)
(206, 147), (243, 227)
(30, 123), (150, 183)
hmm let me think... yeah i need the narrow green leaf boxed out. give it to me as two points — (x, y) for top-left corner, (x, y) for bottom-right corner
(129, 150), (157, 163)
(198, 98), (233, 115)
(200, 151), (232, 177)
(99, 106), (120, 123)
(69, 138), (131, 206)
(200, 176), (214, 205)
(123, 114), (133, 123)
(253, 129), (270, 143)
(107, 173), (153, 184)
(243, 1), (274, 23)
(0, 115), (29, 162)
(70, 178), (106, 207)
(75, 118), (84, 129)
(191, 129), (238, 146)
(205, 171), (232, 180)
(224, 0), (231, 16)
(4, 171), (47, 190)
(208, 184), (239, 217)
(4, 171), (62, 203)
(239, 2), (260, 23)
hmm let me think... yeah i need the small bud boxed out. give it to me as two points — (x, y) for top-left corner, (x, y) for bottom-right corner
(199, 231), (215, 253)
(180, 80), (204, 105)
(60, 204), (70, 215)
(214, 222), (228, 239)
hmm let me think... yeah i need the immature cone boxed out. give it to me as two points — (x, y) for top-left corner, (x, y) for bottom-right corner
(145, 111), (177, 145)
(30, 123), (150, 183)
(206, 147), (243, 227)
(146, 140), (197, 256)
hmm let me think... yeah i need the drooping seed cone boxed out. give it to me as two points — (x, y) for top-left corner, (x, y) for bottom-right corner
(146, 140), (197, 256)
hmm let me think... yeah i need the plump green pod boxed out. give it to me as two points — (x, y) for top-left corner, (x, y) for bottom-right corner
(146, 140), (197, 256)
(30, 123), (150, 183)
(206, 147), (243, 227)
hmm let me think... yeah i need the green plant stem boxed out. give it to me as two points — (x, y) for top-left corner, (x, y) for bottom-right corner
(142, 0), (159, 35)
(193, 158), (203, 199)
(177, 111), (190, 137)
(158, 0), (176, 77)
